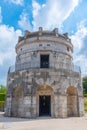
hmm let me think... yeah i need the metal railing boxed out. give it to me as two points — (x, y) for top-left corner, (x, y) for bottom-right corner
(8, 62), (81, 74)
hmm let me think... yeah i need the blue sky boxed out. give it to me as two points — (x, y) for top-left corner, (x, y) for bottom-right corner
(0, 0), (87, 85)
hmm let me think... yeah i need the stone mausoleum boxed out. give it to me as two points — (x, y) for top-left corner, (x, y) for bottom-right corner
(5, 27), (84, 118)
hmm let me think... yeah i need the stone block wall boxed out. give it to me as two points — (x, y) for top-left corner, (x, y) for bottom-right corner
(5, 28), (84, 118)
(5, 68), (84, 118)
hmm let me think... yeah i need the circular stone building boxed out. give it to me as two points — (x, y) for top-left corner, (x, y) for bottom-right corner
(5, 27), (84, 118)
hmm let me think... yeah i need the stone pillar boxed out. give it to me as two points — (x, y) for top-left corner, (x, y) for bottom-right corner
(58, 95), (67, 118)
(54, 94), (67, 118)
(17, 97), (24, 117)
(23, 96), (32, 118)
(78, 96), (84, 116)
(31, 95), (37, 118)
(36, 95), (39, 117)
(23, 95), (37, 118)
(5, 96), (12, 117)
(51, 94), (55, 117)
(54, 94), (59, 117)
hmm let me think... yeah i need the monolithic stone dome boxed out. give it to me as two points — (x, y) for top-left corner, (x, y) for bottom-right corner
(5, 27), (84, 118)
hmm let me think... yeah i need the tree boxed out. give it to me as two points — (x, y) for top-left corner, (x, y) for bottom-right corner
(0, 85), (6, 101)
(82, 76), (87, 94)
(0, 85), (6, 111)
(0, 85), (6, 94)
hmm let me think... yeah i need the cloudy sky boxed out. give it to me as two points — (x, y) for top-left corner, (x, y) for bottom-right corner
(0, 0), (87, 85)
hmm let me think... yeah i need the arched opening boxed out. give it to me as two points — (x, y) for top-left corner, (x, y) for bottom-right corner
(39, 95), (51, 116)
(12, 87), (23, 117)
(67, 86), (78, 117)
(37, 85), (53, 116)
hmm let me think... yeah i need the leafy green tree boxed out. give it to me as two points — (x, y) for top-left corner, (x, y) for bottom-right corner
(0, 85), (6, 94)
(83, 76), (87, 94)
(0, 85), (6, 111)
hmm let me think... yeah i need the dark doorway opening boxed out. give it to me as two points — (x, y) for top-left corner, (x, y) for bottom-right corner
(39, 96), (51, 116)
(40, 55), (49, 68)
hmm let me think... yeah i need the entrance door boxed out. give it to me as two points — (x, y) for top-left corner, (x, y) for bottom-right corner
(40, 55), (49, 68)
(39, 96), (51, 116)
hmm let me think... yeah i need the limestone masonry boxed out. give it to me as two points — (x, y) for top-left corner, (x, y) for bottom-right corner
(5, 27), (84, 118)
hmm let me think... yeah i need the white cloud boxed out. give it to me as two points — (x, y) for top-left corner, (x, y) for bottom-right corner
(0, 24), (22, 66)
(17, 0), (80, 31)
(32, 0), (42, 18)
(4, 0), (24, 5)
(71, 20), (87, 54)
(32, 0), (80, 30)
(71, 20), (87, 76)
(74, 55), (87, 76)
(0, 7), (2, 23)
(18, 11), (32, 31)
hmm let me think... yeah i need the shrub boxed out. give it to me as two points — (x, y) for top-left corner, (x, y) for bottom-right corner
(83, 94), (87, 97)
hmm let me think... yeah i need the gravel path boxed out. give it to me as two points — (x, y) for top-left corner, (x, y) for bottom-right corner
(0, 112), (87, 130)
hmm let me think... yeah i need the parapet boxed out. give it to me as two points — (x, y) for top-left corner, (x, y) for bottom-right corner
(17, 27), (71, 44)
(53, 28), (58, 34)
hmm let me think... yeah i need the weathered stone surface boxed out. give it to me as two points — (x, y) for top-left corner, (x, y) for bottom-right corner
(5, 28), (84, 118)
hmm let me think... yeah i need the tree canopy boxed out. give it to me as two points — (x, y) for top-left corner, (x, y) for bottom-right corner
(0, 85), (6, 111)
(82, 76), (87, 94)
(0, 85), (6, 94)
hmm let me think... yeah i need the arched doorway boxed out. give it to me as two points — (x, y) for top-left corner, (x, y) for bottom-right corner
(67, 86), (78, 117)
(12, 87), (23, 117)
(39, 95), (51, 116)
(36, 85), (53, 116)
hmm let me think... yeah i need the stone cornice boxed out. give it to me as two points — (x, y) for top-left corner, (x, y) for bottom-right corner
(16, 36), (73, 52)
